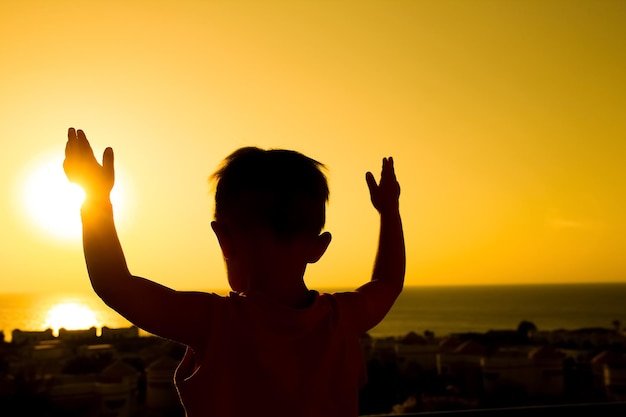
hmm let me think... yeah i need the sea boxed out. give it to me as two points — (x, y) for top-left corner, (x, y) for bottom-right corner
(1, 283), (625, 342)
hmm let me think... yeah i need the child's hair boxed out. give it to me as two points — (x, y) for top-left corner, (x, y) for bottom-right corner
(210, 147), (329, 239)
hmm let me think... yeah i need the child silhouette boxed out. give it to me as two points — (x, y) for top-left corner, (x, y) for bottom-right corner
(64, 127), (405, 417)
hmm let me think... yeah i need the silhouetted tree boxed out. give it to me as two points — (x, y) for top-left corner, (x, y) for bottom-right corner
(517, 320), (537, 342)
(612, 319), (621, 332)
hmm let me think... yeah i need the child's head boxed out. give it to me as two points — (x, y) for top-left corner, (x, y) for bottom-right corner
(211, 147), (329, 240)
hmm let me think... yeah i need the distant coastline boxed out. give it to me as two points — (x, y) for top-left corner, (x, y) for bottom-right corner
(1, 282), (625, 342)
(3, 280), (626, 297)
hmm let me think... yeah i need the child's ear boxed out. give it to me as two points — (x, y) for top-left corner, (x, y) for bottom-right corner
(307, 231), (332, 264)
(211, 221), (232, 260)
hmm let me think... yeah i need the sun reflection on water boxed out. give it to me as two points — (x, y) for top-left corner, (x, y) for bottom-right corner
(44, 302), (101, 336)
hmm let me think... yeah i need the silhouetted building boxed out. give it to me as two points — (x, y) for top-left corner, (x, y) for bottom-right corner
(97, 359), (141, 417)
(592, 351), (626, 401)
(58, 326), (98, 341)
(482, 345), (564, 399)
(145, 355), (181, 414)
(437, 339), (486, 397)
(48, 373), (98, 414)
(11, 328), (54, 345)
(100, 326), (140, 341)
(537, 328), (625, 348)
(396, 331), (439, 372)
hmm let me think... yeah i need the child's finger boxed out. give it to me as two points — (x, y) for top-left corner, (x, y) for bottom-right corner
(103, 147), (115, 178)
(68, 127), (77, 141)
(381, 158), (390, 180)
(77, 129), (88, 141)
(66, 128), (76, 155)
(365, 171), (378, 194)
(76, 129), (94, 157)
(383, 157), (396, 181)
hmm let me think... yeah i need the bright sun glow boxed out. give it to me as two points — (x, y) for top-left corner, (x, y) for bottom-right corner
(44, 302), (100, 334)
(21, 156), (123, 239)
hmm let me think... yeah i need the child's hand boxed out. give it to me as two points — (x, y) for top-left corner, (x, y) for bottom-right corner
(63, 128), (115, 199)
(366, 157), (400, 214)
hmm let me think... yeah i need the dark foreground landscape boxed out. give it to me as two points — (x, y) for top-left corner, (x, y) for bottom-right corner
(1, 321), (626, 416)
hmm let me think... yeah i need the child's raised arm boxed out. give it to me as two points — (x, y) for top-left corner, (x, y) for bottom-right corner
(353, 157), (405, 331)
(63, 128), (211, 349)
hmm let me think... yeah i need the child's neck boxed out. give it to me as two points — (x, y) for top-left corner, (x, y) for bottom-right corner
(246, 279), (313, 309)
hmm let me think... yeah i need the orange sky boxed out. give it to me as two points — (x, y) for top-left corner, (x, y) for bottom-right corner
(1, 0), (625, 294)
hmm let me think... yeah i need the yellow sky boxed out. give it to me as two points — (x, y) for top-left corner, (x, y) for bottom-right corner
(1, 0), (625, 294)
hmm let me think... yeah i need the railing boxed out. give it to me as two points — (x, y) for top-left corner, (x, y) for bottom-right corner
(361, 401), (626, 416)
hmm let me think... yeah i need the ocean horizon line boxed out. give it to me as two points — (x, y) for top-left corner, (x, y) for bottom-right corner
(2, 280), (626, 296)
(2, 283), (625, 341)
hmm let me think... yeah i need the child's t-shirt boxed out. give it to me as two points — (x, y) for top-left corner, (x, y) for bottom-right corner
(175, 290), (368, 417)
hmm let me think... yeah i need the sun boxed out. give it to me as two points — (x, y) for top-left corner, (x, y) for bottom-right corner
(21, 154), (124, 239)
(44, 302), (100, 335)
